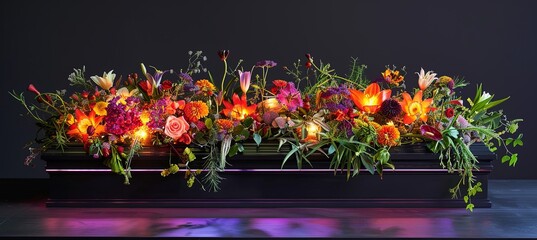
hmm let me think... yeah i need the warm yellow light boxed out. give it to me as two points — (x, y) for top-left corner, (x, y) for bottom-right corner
(263, 98), (281, 112)
(135, 128), (149, 140)
(303, 122), (321, 143)
(140, 111), (151, 124)
(306, 122), (320, 135)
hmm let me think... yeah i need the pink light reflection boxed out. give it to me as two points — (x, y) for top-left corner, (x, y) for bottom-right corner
(43, 218), (152, 237)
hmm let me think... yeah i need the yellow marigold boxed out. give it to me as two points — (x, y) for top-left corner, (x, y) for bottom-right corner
(195, 79), (216, 95)
(215, 119), (234, 131)
(93, 101), (108, 116)
(376, 124), (400, 147)
(184, 101), (209, 122)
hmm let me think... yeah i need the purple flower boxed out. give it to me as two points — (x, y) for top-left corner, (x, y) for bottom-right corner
(178, 72), (193, 82)
(321, 85), (350, 98)
(276, 82), (303, 112)
(339, 120), (354, 138)
(325, 102), (346, 112)
(104, 96), (143, 136)
(256, 60), (277, 68)
(341, 98), (354, 109)
(147, 98), (169, 130)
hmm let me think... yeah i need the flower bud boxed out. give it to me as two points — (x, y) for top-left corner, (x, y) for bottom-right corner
(102, 147), (110, 157)
(86, 125), (95, 136)
(27, 84), (41, 95)
(218, 50), (230, 61)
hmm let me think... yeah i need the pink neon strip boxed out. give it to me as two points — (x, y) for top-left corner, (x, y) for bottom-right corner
(45, 168), (487, 173)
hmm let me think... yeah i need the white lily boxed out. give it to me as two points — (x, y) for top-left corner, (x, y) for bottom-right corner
(479, 91), (492, 103)
(90, 70), (116, 90)
(417, 68), (438, 90)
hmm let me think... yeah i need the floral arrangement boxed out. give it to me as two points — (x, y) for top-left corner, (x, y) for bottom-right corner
(12, 50), (523, 211)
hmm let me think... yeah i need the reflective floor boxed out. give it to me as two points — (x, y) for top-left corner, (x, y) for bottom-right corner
(1, 180), (536, 238)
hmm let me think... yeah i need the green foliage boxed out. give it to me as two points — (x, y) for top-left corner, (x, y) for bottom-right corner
(67, 66), (93, 90)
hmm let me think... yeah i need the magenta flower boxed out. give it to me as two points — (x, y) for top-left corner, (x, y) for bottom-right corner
(276, 82), (303, 112)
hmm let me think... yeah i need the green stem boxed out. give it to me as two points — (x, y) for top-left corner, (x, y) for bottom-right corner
(311, 61), (354, 85)
(221, 60), (228, 94)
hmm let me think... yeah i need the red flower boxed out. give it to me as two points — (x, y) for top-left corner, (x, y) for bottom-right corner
(270, 80), (288, 94)
(178, 133), (192, 145)
(450, 99), (463, 106)
(445, 108), (455, 118)
(161, 80), (173, 90)
(27, 84), (51, 103)
(420, 125), (443, 141)
(139, 80), (153, 97)
(305, 53), (312, 68)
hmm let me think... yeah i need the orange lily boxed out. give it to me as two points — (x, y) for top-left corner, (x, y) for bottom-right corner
(222, 93), (257, 120)
(349, 83), (391, 114)
(399, 90), (433, 124)
(66, 109), (105, 143)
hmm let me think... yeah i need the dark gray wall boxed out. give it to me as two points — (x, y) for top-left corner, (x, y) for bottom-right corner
(2, 0), (535, 179)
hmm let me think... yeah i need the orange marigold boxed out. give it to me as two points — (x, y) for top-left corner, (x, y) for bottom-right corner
(215, 119), (234, 131)
(370, 121), (381, 130)
(184, 101), (209, 122)
(195, 79), (216, 95)
(376, 124), (400, 147)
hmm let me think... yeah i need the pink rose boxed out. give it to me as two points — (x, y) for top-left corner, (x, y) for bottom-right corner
(164, 116), (190, 140)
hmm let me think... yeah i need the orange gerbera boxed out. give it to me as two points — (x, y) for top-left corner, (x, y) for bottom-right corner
(195, 79), (216, 96)
(215, 119), (234, 131)
(376, 123), (400, 147)
(222, 93), (257, 120)
(399, 90), (433, 124)
(184, 101), (209, 122)
(349, 83), (391, 114)
(66, 109), (105, 143)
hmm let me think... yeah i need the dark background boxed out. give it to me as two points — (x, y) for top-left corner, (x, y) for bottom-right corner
(1, 0), (534, 179)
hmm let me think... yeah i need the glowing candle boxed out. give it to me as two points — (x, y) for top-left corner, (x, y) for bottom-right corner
(304, 122), (320, 143)
(262, 98), (282, 113)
